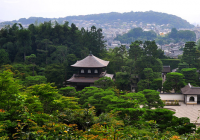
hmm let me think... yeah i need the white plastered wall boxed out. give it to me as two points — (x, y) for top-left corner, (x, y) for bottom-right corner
(159, 94), (184, 101)
(186, 95), (197, 105)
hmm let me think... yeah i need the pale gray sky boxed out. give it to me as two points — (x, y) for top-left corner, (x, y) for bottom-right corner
(1, 0), (200, 24)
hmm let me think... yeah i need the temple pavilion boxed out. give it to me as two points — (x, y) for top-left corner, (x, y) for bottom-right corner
(181, 83), (200, 105)
(67, 54), (114, 89)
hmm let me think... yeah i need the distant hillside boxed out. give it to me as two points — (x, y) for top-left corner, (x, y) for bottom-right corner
(115, 27), (196, 44)
(63, 11), (194, 29)
(0, 11), (194, 29)
(115, 27), (158, 43)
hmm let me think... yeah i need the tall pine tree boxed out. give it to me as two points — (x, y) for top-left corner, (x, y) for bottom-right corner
(181, 41), (197, 68)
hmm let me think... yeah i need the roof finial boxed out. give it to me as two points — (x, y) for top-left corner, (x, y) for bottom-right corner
(89, 51), (92, 56)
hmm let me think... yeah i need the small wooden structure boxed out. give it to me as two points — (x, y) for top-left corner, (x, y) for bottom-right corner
(67, 54), (114, 89)
(162, 65), (171, 82)
(181, 83), (200, 105)
(162, 65), (171, 75)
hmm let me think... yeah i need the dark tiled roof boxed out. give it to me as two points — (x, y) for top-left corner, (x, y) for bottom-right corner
(67, 74), (99, 83)
(67, 74), (114, 83)
(162, 65), (171, 73)
(181, 83), (200, 95)
(71, 54), (109, 68)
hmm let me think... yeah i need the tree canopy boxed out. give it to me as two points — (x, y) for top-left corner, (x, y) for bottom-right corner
(163, 72), (186, 93)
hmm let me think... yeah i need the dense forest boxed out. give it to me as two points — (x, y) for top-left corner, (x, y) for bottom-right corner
(1, 21), (200, 139)
(0, 11), (194, 29)
(0, 21), (106, 87)
(115, 27), (196, 44)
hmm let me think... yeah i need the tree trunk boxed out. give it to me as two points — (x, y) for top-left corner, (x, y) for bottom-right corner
(46, 44), (47, 65)
(32, 65), (35, 76)
(46, 54), (47, 65)
(24, 52), (26, 62)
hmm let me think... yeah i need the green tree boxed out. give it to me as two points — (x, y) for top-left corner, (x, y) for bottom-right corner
(137, 80), (149, 91)
(107, 46), (128, 73)
(94, 77), (114, 90)
(178, 30), (196, 41)
(150, 78), (162, 91)
(101, 93), (140, 113)
(58, 86), (76, 97)
(36, 39), (53, 65)
(115, 27), (157, 43)
(163, 72), (186, 93)
(157, 49), (168, 59)
(24, 76), (47, 87)
(11, 63), (30, 77)
(26, 83), (79, 114)
(135, 56), (162, 79)
(16, 26), (32, 62)
(115, 72), (130, 90)
(87, 89), (115, 115)
(143, 40), (158, 58)
(45, 64), (65, 87)
(129, 40), (143, 61)
(197, 39), (200, 50)
(0, 49), (10, 65)
(0, 71), (21, 111)
(143, 68), (154, 88)
(97, 28), (106, 57)
(171, 117), (196, 134)
(59, 107), (95, 131)
(66, 54), (77, 79)
(26, 83), (59, 113)
(144, 109), (175, 131)
(169, 28), (178, 39)
(178, 62), (189, 71)
(122, 92), (147, 106)
(144, 109), (196, 134)
(26, 54), (36, 76)
(181, 68), (198, 86)
(50, 45), (68, 64)
(76, 87), (103, 105)
(114, 108), (146, 125)
(2, 42), (16, 62)
(138, 89), (164, 109)
(181, 42), (197, 67)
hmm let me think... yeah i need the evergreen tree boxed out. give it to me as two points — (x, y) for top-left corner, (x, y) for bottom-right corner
(16, 25), (32, 62)
(181, 41), (197, 68)
(169, 28), (178, 39)
(181, 68), (198, 86)
(163, 72), (186, 93)
(138, 89), (164, 109)
(143, 40), (158, 58)
(129, 40), (143, 61)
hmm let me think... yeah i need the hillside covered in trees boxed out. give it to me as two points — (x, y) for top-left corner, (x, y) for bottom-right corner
(115, 27), (196, 44)
(0, 11), (194, 29)
(0, 21), (106, 87)
(114, 27), (157, 43)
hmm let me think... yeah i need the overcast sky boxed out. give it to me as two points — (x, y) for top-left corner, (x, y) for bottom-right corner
(1, 0), (200, 24)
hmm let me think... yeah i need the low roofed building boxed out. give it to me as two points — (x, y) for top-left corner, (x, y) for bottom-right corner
(181, 83), (200, 105)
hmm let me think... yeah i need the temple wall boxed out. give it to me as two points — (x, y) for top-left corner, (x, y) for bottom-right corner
(160, 94), (184, 101)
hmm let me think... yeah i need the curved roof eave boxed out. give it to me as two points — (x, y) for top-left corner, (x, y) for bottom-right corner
(71, 55), (109, 68)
